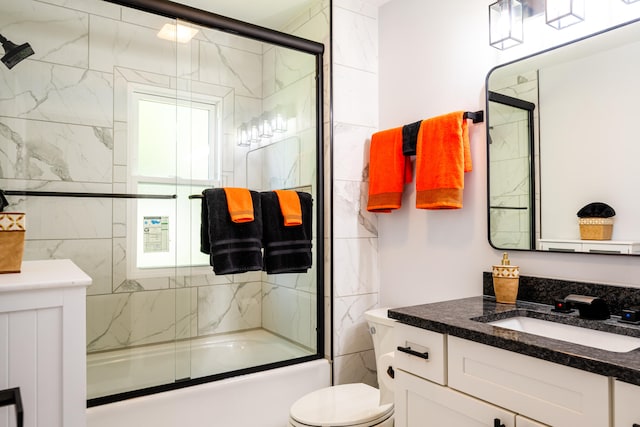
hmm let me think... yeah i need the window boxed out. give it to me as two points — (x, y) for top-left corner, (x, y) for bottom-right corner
(127, 85), (221, 277)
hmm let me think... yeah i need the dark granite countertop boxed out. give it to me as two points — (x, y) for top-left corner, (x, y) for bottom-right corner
(389, 296), (640, 386)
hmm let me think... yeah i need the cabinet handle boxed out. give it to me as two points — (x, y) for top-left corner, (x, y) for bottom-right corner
(493, 419), (505, 427)
(0, 387), (23, 427)
(397, 345), (429, 360)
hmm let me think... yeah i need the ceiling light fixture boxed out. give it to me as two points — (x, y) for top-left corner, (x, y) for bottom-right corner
(157, 23), (199, 43)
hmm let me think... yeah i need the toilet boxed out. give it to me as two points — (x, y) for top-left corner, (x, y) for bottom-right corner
(289, 308), (397, 427)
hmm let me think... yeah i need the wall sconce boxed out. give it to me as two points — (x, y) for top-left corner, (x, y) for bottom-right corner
(249, 119), (260, 144)
(236, 125), (249, 147)
(545, 0), (584, 29)
(272, 107), (288, 133)
(489, 0), (524, 50)
(258, 113), (273, 138)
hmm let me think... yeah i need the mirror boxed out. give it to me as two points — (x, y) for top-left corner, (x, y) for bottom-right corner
(487, 17), (640, 255)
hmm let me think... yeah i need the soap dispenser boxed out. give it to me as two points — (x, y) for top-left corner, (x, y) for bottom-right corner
(492, 252), (519, 304)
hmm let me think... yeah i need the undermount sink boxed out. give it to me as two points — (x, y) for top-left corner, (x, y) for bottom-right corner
(488, 316), (640, 353)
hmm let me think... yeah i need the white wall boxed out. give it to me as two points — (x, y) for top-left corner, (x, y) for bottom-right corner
(377, 0), (640, 309)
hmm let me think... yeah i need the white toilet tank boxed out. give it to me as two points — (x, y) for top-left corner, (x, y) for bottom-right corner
(364, 307), (397, 357)
(364, 307), (397, 405)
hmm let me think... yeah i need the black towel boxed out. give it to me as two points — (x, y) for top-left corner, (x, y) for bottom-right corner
(402, 120), (422, 156)
(200, 188), (263, 275)
(261, 191), (313, 274)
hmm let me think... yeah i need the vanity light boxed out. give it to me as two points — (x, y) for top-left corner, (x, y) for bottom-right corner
(545, 0), (584, 29)
(236, 125), (249, 147)
(249, 119), (260, 144)
(157, 23), (199, 43)
(272, 107), (288, 133)
(489, 0), (524, 50)
(258, 113), (273, 138)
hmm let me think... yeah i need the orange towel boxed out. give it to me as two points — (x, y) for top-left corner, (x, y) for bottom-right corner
(223, 187), (255, 223)
(366, 127), (413, 213)
(415, 111), (472, 210)
(274, 190), (302, 226)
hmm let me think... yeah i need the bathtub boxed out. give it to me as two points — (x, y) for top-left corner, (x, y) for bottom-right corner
(86, 330), (330, 427)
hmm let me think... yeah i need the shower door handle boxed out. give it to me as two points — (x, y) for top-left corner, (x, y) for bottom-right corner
(0, 387), (23, 427)
(397, 345), (429, 360)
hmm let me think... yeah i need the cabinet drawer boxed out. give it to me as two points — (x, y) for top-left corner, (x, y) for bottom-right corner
(448, 336), (609, 427)
(394, 323), (446, 385)
(581, 242), (629, 254)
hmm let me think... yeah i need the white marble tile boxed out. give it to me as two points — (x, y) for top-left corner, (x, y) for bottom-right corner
(2, 0), (89, 68)
(197, 281), (262, 336)
(113, 199), (126, 238)
(290, 4), (330, 46)
(175, 287), (198, 340)
(333, 123), (376, 182)
(333, 0), (379, 19)
(37, 0), (122, 19)
(198, 27), (264, 55)
(199, 41), (262, 98)
(0, 117), (112, 183)
(333, 179), (377, 238)
(332, 65), (378, 127)
(89, 15), (186, 77)
(113, 121), (127, 166)
(333, 294), (378, 356)
(333, 238), (379, 297)
(262, 284), (314, 348)
(86, 289), (178, 352)
(0, 61), (113, 128)
(333, 350), (377, 387)
(23, 238), (112, 296)
(274, 47), (316, 91)
(5, 181), (113, 239)
(114, 276), (170, 293)
(333, 7), (377, 72)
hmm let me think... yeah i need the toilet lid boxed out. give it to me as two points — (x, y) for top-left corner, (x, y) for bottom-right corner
(289, 383), (394, 427)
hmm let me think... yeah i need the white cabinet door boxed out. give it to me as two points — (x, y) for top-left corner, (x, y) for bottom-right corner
(396, 369), (515, 427)
(614, 380), (640, 427)
(448, 336), (609, 427)
(516, 415), (549, 427)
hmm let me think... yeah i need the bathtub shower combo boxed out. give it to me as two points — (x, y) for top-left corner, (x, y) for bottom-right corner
(0, 0), (326, 412)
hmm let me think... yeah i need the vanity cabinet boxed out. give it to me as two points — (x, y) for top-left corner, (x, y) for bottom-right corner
(614, 380), (640, 427)
(0, 260), (92, 427)
(394, 323), (610, 427)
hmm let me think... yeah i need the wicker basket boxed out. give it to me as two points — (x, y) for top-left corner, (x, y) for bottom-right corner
(579, 217), (613, 240)
(0, 212), (26, 274)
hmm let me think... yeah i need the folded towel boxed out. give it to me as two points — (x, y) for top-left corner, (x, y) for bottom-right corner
(415, 111), (472, 209)
(274, 189), (302, 226)
(402, 120), (422, 156)
(261, 191), (312, 274)
(366, 127), (412, 213)
(223, 187), (255, 223)
(200, 188), (263, 274)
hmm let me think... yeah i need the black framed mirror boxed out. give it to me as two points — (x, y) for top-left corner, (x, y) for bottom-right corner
(487, 17), (640, 255)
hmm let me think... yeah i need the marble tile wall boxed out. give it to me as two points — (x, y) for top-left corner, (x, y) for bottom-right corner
(0, 0), (327, 361)
(331, 0), (381, 387)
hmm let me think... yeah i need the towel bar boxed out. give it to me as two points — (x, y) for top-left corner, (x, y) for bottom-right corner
(463, 110), (484, 123)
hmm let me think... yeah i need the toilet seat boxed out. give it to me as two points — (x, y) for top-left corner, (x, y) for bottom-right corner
(289, 383), (394, 427)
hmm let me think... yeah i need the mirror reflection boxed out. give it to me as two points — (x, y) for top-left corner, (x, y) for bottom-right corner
(487, 18), (640, 255)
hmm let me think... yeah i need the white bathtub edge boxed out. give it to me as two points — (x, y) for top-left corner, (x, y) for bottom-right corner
(86, 359), (330, 427)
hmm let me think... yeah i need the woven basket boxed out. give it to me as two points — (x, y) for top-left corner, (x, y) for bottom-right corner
(579, 217), (613, 240)
(0, 212), (26, 274)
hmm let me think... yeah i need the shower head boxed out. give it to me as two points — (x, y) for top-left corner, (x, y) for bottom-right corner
(0, 33), (34, 69)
